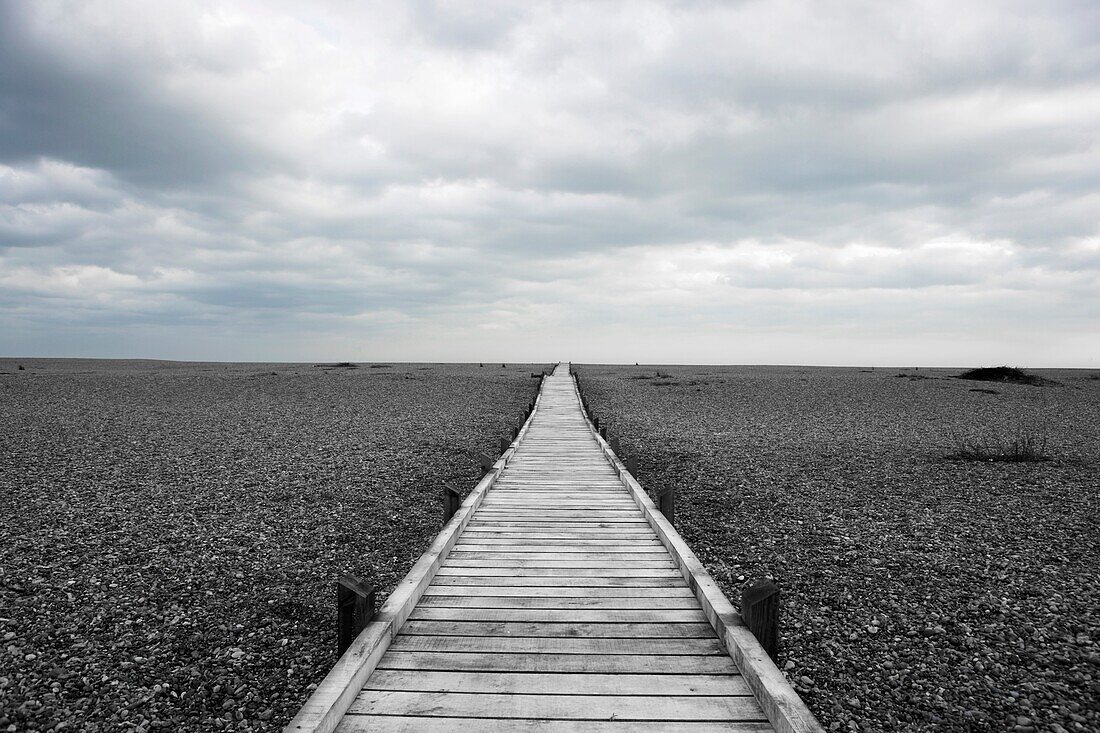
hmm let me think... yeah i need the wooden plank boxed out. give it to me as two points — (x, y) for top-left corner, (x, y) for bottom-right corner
(444, 558), (676, 568)
(461, 527), (657, 533)
(376, 651), (739, 673)
(434, 567), (682, 577)
(387, 636), (725, 655)
(422, 585), (695, 598)
(419, 595), (699, 609)
(455, 539), (665, 547)
(465, 521), (651, 527)
(408, 608), (710, 623)
(429, 575), (688, 587)
(400, 620), (717, 638)
(337, 718), (773, 732)
(471, 514), (648, 520)
(348, 690), (767, 721)
(450, 549), (670, 558)
(363, 670), (751, 696)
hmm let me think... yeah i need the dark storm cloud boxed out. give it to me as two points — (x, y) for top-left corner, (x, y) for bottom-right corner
(0, 0), (1098, 363)
(0, 5), (271, 188)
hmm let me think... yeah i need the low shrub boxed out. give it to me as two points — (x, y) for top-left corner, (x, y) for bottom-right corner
(957, 365), (1047, 386)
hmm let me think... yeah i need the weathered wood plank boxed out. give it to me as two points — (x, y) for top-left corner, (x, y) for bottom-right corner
(400, 620), (717, 638)
(348, 690), (767, 721)
(387, 635), (725, 655)
(443, 558), (676, 568)
(451, 547), (669, 555)
(434, 567), (682, 577)
(429, 575), (688, 587)
(408, 607), (710, 623)
(422, 585), (695, 597)
(375, 651), (740, 673)
(419, 595), (698, 609)
(337, 716), (774, 732)
(363, 670), (751, 695)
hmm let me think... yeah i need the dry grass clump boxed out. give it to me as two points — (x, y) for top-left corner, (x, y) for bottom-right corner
(949, 424), (1051, 462)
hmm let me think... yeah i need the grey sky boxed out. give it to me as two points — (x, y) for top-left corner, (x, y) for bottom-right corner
(1, 0), (1098, 365)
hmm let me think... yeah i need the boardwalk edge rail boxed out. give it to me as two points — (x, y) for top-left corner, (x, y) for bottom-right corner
(570, 371), (825, 733)
(284, 378), (548, 733)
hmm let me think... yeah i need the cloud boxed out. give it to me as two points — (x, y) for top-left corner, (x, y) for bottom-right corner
(1, 0), (1098, 364)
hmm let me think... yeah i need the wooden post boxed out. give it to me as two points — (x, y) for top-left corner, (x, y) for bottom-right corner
(479, 452), (494, 474)
(742, 579), (780, 661)
(592, 415), (600, 430)
(599, 427), (609, 441)
(337, 575), (376, 656)
(499, 436), (511, 454)
(656, 486), (675, 526)
(511, 426), (519, 440)
(443, 485), (462, 524)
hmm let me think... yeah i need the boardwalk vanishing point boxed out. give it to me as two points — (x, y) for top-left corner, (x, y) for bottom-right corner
(287, 363), (823, 732)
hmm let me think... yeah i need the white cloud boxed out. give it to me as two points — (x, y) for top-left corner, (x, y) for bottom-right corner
(1, 0), (1098, 364)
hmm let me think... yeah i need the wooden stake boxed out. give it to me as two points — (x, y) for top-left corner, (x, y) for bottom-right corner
(443, 484), (462, 524)
(656, 486), (675, 526)
(337, 575), (376, 656)
(741, 579), (780, 661)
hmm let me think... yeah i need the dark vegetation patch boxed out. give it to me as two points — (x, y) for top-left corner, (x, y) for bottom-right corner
(895, 372), (934, 381)
(575, 363), (1098, 733)
(958, 365), (1053, 387)
(368, 364), (391, 369)
(969, 388), (999, 395)
(626, 370), (673, 380)
(0, 361), (544, 731)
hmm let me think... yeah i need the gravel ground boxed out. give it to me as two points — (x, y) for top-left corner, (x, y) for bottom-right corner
(0, 359), (544, 732)
(575, 365), (1099, 733)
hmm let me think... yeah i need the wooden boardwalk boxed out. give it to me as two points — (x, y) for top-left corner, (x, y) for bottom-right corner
(288, 364), (821, 733)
